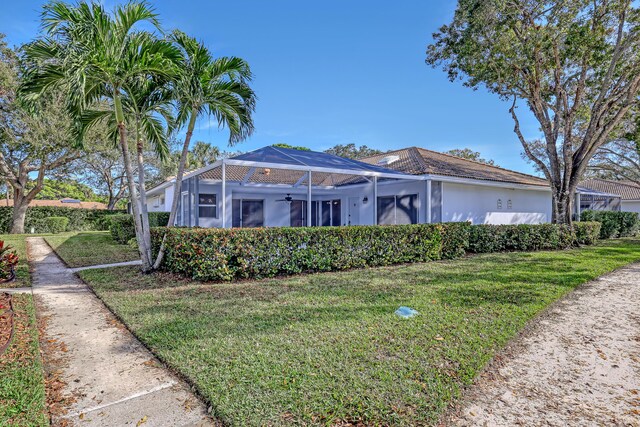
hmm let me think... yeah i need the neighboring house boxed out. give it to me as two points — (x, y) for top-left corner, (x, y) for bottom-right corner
(2, 198), (108, 210)
(146, 145), (553, 227)
(578, 178), (640, 214)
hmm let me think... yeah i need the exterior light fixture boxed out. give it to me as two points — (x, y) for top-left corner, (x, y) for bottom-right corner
(362, 196), (368, 204)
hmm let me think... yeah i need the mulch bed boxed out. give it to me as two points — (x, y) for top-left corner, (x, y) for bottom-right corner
(0, 292), (14, 355)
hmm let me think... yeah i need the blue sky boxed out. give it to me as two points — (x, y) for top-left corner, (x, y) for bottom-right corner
(1, 0), (543, 174)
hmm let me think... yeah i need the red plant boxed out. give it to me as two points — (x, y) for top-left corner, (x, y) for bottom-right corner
(0, 240), (18, 280)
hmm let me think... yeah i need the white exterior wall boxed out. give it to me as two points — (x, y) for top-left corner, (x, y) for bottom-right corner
(441, 182), (551, 224)
(147, 186), (173, 212)
(621, 201), (640, 213)
(162, 177), (553, 228)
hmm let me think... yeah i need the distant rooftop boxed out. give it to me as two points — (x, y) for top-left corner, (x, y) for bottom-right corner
(579, 178), (640, 201)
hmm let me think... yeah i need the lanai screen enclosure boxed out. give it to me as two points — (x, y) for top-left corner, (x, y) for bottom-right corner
(174, 146), (427, 228)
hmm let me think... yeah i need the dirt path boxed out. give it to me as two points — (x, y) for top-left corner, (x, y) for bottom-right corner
(447, 263), (640, 426)
(27, 237), (213, 427)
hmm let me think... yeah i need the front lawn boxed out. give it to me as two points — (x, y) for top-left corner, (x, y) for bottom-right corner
(79, 239), (640, 426)
(45, 231), (139, 268)
(0, 294), (48, 426)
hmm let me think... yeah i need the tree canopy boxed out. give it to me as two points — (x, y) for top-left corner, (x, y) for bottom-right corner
(427, 0), (640, 223)
(324, 143), (383, 159)
(445, 148), (497, 166)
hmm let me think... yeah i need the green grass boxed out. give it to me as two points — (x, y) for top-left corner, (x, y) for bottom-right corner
(45, 231), (139, 268)
(0, 234), (40, 288)
(79, 239), (640, 426)
(0, 294), (48, 426)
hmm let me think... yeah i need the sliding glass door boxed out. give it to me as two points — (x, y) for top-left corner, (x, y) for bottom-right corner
(232, 199), (264, 228)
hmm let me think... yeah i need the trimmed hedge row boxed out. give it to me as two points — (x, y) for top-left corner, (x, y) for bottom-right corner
(467, 222), (600, 253)
(579, 210), (639, 239)
(110, 212), (170, 244)
(40, 217), (70, 234)
(150, 221), (601, 282)
(151, 223), (463, 281)
(0, 206), (124, 233)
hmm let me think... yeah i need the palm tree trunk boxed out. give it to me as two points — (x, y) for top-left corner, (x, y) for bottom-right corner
(152, 109), (197, 269)
(136, 138), (152, 262)
(117, 123), (152, 271)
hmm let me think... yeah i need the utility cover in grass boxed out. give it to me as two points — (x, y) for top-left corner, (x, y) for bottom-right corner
(395, 306), (419, 318)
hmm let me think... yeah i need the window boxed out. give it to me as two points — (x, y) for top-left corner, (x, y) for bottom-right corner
(321, 199), (341, 226)
(160, 196), (165, 205)
(198, 193), (217, 218)
(290, 200), (307, 227)
(232, 199), (264, 228)
(153, 197), (160, 208)
(377, 194), (418, 225)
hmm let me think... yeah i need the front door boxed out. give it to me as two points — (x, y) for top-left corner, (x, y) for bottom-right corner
(347, 197), (360, 225)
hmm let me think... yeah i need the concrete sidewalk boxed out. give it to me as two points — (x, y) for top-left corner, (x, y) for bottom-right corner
(28, 237), (212, 426)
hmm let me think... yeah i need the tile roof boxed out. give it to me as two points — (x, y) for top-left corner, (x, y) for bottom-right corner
(358, 147), (549, 187)
(1, 199), (108, 209)
(579, 178), (640, 201)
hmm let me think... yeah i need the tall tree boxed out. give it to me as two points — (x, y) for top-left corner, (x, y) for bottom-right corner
(589, 139), (640, 184)
(324, 143), (383, 159)
(445, 148), (497, 166)
(0, 35), (80, 233)
(153, 31), (256, 268)
(272, 143), (310, 151)
(188, 141), (220, 168)
(426, 0), (640, 224)
(22, 1), (179, 271)
(76, 138), (128, 210)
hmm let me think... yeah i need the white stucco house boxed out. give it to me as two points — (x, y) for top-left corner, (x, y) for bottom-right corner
(147, 145), (554, 228)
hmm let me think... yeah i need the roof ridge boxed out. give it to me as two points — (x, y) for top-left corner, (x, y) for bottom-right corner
(588, 177), (640, 187)
(414, 147), (545, 181)
(407, 147), (431, 173)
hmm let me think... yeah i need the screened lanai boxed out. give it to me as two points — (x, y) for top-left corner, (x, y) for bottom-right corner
(175, 146), (426, 228)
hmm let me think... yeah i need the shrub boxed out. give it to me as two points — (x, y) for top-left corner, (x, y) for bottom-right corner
(468, 223), (575, 253)
(0, 206), (124, 233)
(109, 212), (170, 244)
(573, 221), (602, 245)
(39, 217), (70, 234)
(440, 221), (471, 259)
(152, 224), (452, 281)
(109, 215), (136, 244)
(148, 212), (170, 227)
(580, 210), (640, 238)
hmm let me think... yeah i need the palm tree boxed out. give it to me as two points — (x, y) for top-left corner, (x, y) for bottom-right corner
(22, 1), (178, 271)
(153, 30), (256, 268)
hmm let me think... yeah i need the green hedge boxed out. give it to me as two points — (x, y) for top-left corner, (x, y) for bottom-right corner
(579, 210), (640, 238)
(468, 223), (576, 253)
(151, 222), (602, 282)
(573, 221), (602, 245)
(110, 212), (171, 244)
(0, 206), (124, 233)
(151, 223), (462, 281)
(39, 217), (69, 234)
(109, 214), (137, 244)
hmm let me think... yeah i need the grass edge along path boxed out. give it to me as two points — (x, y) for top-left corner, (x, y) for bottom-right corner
(0, 293), (48, 426)
(44, 231), (139, 268)
(79, 239), (640, 426)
